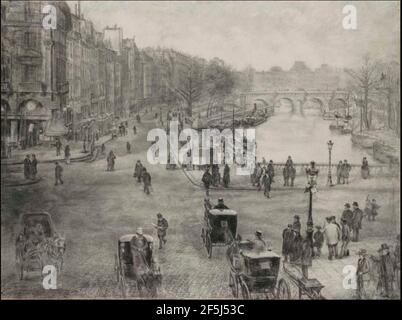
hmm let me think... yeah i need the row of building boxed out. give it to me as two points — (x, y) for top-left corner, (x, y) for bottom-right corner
(1, 1), (202, 156)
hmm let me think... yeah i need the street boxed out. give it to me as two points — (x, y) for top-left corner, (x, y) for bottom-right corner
(1, 115), (399, 299)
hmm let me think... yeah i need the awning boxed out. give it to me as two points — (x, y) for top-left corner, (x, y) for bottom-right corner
(44, 119), (68, 137)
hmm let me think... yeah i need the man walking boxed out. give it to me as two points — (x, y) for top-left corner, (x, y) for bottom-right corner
(341, 203), (354, 230)
(142, 168), (152, 195)
(342, 160), (351, 184)
(372, 244), (395, 298)
(223, 164), (230, 188)
(339, 218), (351, 258)
(352, 202), (364, 242)
(283, 166), (289, 187)
(356, 249), (370, 299)
(282, 224), (294, 262)
(153, 213), (169, 249)
(289, 165), (296, 187)
(134, 160), (143, 182)
(23, 155), (31, 180)
(54, 162), (64, 186)
(202, 167), (212, 196)
(336, 161), (343, 184)
(55, 138), (62, 156)
(107, 151), (116, 171)
(267, 160), (275, 183)
(30, 154), (38, 179)
(313, 225), (324, 258)
(262, 172), (272, 198)
(64, 144), (71, 164)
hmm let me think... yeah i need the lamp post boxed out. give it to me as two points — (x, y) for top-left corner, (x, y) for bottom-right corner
(305, 181), (317, 249)
(327, 140), (334, 186)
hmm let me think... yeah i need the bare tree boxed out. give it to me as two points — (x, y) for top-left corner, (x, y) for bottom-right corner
(172, 60), (204, 117)
(345, 54), (381, 130)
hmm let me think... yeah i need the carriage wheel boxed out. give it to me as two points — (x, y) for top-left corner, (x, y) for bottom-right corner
(276, 279), (291, 300)
(239, 277), (250, 299)
(205, 233), (212, 258)
(229, 271), (238, 298)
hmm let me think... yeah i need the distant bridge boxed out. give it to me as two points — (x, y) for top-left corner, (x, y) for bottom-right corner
(239, 90), (350, 115)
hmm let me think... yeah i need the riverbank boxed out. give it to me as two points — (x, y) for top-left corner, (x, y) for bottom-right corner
(351, 130), (400, 165)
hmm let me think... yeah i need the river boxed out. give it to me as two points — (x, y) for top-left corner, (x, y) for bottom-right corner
(255, 107), (376, 164)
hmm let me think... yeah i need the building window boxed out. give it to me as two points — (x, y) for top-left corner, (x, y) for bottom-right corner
(24, 2), (34, 21)
(23, 65), (37, 82)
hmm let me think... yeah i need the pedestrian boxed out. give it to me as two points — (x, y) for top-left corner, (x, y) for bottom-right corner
(142, 168), (152, 195)
(336, 161), (343, 184)
(289, 165), (296, 187)
(136, 114), (141, 123)
(292, 215), (301, 233)
(267, 160), (275, 183)
(356, 249), (370, 299)
(23, 155), (31, 180)
(134, 160), (143, 182)
(64, 144), (71, 164)
(133, 125), (137, 135)
(282, 224), (294, 262)
(214, 198), (229, 210)
(300, 235), (313, 279)
(370, 199), (380, 221)
(339, 218), (351, 258)
(54, 162), (64, 186)
(341, 159), (351, 184)
(153, 213), (168, 249)
(30, 154), (37, 179)
(101, 143), (105, 155)
(313, 225), (324, 258)
(202, 167), (212, 196)
(255, 163), (263, 190)
(223, 164), (230, 188)
(371, 244), (395, 298)
(323, 217), (341, 260)
(393, 235), (400, 291)
(262, 157), (267, 166)
(341, 203), (354, 230)
(262, 172), (272, 198)
(285, 156), (293, 167)
(55, 138), (62, 156)
(107, 151), (116, 171)
(361, 157), (370, 179)
(126, 141), (131, 154)
(83, 139), (87, 153)
(283, 166), (289, 187)
(352, 202), (364, 242)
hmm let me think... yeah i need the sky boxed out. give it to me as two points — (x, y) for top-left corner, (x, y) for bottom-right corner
(67, 1), (400, 71)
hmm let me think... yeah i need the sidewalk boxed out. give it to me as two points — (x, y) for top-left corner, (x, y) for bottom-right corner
(1, 135), (112, 166)
(307, 236), (398, 299)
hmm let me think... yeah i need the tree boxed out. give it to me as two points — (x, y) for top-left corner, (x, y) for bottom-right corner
(172, 59), (204, 117)
(345, 55), (381, 130)
(204, 58), (235, 117)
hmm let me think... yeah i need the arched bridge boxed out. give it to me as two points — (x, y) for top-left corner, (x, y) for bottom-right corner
(240, 90), (350, 115)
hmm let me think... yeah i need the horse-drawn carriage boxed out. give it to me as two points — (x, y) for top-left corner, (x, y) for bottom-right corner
(114, 232), (162, 298)
(15, 212), (66, 280)
(201, 208), (237, 258)
(226, 240), (291, 299)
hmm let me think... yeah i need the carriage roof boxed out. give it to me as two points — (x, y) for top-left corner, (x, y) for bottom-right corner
(119, 234), (154, 243)
(208, 209), (237, 216)
(241, 250), (281, 260)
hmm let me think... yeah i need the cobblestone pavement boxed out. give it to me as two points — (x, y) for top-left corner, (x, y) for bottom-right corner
(1, 118), (400, 300)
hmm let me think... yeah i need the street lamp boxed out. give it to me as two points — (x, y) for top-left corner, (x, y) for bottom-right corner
(326, 140), (334, 186)
(304, 181), (317, 249)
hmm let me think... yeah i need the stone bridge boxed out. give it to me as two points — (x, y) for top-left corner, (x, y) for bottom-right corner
(239, 90), (350, 115)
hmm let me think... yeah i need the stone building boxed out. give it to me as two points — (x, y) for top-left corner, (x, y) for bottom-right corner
(1, 0), (71, 152)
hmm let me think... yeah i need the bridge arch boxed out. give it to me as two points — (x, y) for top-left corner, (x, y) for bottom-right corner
(303, 97), (325, 114)
(330, 98), (348, 115)
(274, 97), (296, 113)
(253, 98), (270, 107)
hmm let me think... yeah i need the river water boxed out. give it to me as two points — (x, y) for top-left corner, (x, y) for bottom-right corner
(255, 107), (376, 164)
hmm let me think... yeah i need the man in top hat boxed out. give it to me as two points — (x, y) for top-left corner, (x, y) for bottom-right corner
(202, 167), (212, 196)
(356, 249), (370, 299)
(214, 198), (229, 210)
(253, 230), (267, 252)
(339, 218), (351, 258)
(153, 213), (169, 249)
(352, 202), (364, 242)
(313, 225), (324, 258)
(292, 215), (301, 233)
(282, 224), (294, 262)
(341, 203), (354, 229)
(371, 243), (395, 298)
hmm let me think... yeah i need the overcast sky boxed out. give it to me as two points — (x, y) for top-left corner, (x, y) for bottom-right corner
(67, 1), (400, 71)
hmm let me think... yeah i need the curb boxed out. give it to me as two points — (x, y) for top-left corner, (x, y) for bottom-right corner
(2, 177), (42, 187)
